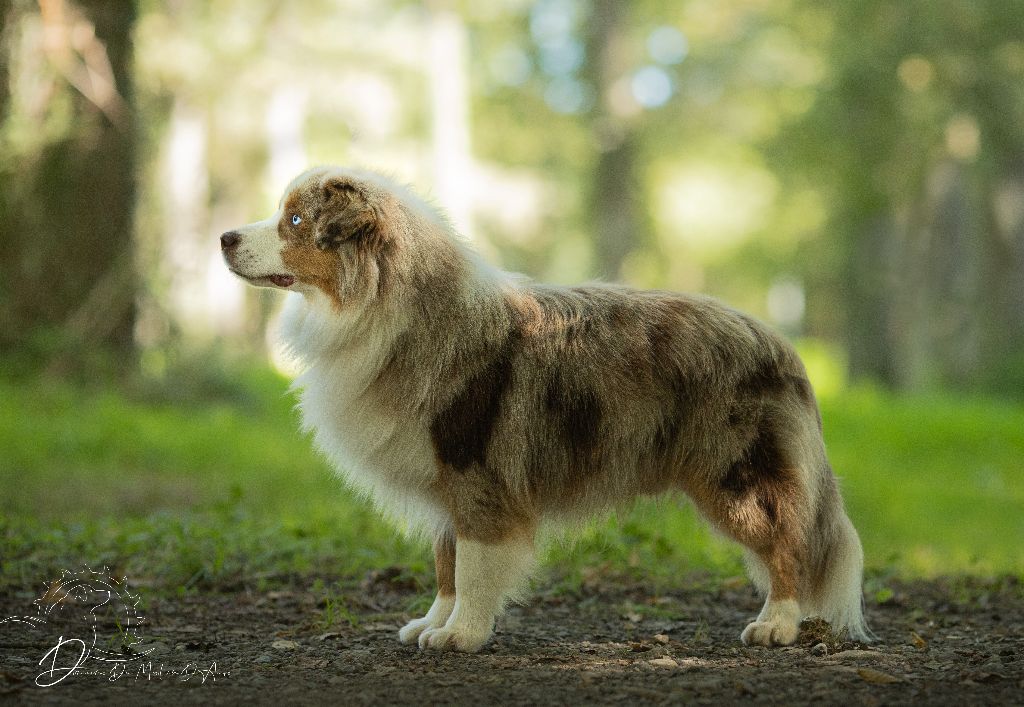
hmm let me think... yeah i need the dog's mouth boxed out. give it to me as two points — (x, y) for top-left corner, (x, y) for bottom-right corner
(230, 269), (295, 288)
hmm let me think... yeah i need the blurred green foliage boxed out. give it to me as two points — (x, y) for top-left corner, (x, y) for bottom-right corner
(3, 360), (1021, 596)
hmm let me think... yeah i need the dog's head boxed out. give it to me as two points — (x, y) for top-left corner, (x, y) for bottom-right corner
(221, 167), (394, 307)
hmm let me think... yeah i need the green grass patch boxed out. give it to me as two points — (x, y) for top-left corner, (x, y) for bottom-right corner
(1, 368), (1021, 598)
(822, 386), (1024, 577)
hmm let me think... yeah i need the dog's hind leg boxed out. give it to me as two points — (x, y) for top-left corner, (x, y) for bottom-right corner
(419, 529), (535, 652)
(691, 416), (810, 647)
(739, 544), (802, 646)
(399, 529), (456, 644)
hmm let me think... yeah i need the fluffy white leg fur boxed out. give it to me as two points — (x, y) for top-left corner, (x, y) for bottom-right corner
(803, 512), (874, 643)
(420, 536), (535, 652)
(398, 594), (456, 645)
(741, 598), (801, 647)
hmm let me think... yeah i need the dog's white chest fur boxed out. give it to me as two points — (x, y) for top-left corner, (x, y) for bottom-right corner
(280, 294), (445, 535)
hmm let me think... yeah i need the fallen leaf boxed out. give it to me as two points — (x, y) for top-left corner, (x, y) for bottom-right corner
(910, 631), (927, 650)
(857, 667), (901, 684)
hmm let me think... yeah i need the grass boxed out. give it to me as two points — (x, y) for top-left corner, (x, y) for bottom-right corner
(1, 359), (1022, 601)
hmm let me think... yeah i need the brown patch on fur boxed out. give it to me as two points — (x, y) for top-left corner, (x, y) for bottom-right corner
(454, 523), (537, 552)
(317, 179), (382, 250)
(695, 418), (806, 600)
(277, 187), (346, 307)
(673, 409), (805, 591)
(531, 369), (605, 505)
(433, 466), (536, 543)
(644, 304), (699, 459)
(424, 298), (549, 541)
(721, 423), (793, 530)
(759, 545), (800, 600)
(434, 529), (456, 597)
(281, 243), (344, 308)
(544, 370), (602, 466)
(429, 329), (521, 472)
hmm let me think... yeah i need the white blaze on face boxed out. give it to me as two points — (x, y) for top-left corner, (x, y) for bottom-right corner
(230, 212), (290, 279)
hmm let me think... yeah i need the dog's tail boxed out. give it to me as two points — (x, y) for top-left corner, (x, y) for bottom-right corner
(801, 468), (874, 643)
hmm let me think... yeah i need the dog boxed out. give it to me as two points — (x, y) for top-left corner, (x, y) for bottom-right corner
(221, 166), (872, 652)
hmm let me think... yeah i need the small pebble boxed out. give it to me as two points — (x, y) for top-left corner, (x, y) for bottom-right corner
(649, 657), (678, 668)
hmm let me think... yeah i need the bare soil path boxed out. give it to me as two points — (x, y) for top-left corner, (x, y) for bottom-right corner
(2, 574), (1021, 705)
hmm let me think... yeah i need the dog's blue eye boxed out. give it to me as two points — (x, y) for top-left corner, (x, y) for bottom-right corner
(291, 214), (302, 226)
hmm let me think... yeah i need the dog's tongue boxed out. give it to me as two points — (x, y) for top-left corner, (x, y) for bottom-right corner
(270, 275), (294, 288)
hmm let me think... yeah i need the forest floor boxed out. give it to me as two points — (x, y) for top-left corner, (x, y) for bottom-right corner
(2, 573), (1021, 705)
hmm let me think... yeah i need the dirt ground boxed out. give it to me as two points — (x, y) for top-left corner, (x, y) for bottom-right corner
(2, 572), (1021, 705)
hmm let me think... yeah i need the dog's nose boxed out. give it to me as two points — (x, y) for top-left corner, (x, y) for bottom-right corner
(220, 231), (241, 250)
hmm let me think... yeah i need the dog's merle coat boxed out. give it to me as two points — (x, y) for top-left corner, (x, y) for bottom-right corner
(222, 166), (872, 652)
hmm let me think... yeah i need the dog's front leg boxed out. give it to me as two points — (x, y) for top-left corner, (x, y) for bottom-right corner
(399, 530), (456, 644)
(419, 531), (535, 652)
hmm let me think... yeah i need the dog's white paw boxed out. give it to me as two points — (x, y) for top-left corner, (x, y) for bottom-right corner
(398, 595), (455, 645)
(741, 619), (799, 646)
(418, 623), (492, 652)
(398, 616), (438, 644)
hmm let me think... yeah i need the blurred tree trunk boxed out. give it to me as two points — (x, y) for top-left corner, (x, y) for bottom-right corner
(845, 216), (900, 386)
(584, 0), (641, 280)
(0, 1), (11, 120)
(924, 162), (983, 387)
(981, 154), (1024, 388)
(793, 0), (1024, 395)
(0, 0), (137, 374)
(847, 158), (1024, 391)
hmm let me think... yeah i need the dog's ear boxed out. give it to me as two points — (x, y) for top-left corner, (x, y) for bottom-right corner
(315, 178), (379, 250)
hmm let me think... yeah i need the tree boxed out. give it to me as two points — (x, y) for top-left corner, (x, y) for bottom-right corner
(583, 0), (643, 280)
(0, 0), (137, 374)
(771, 0), (1024, 392)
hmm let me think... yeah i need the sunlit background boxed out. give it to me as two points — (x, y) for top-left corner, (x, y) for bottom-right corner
(1, 0), (1022, 590)
(4, 0), (1024, 392)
